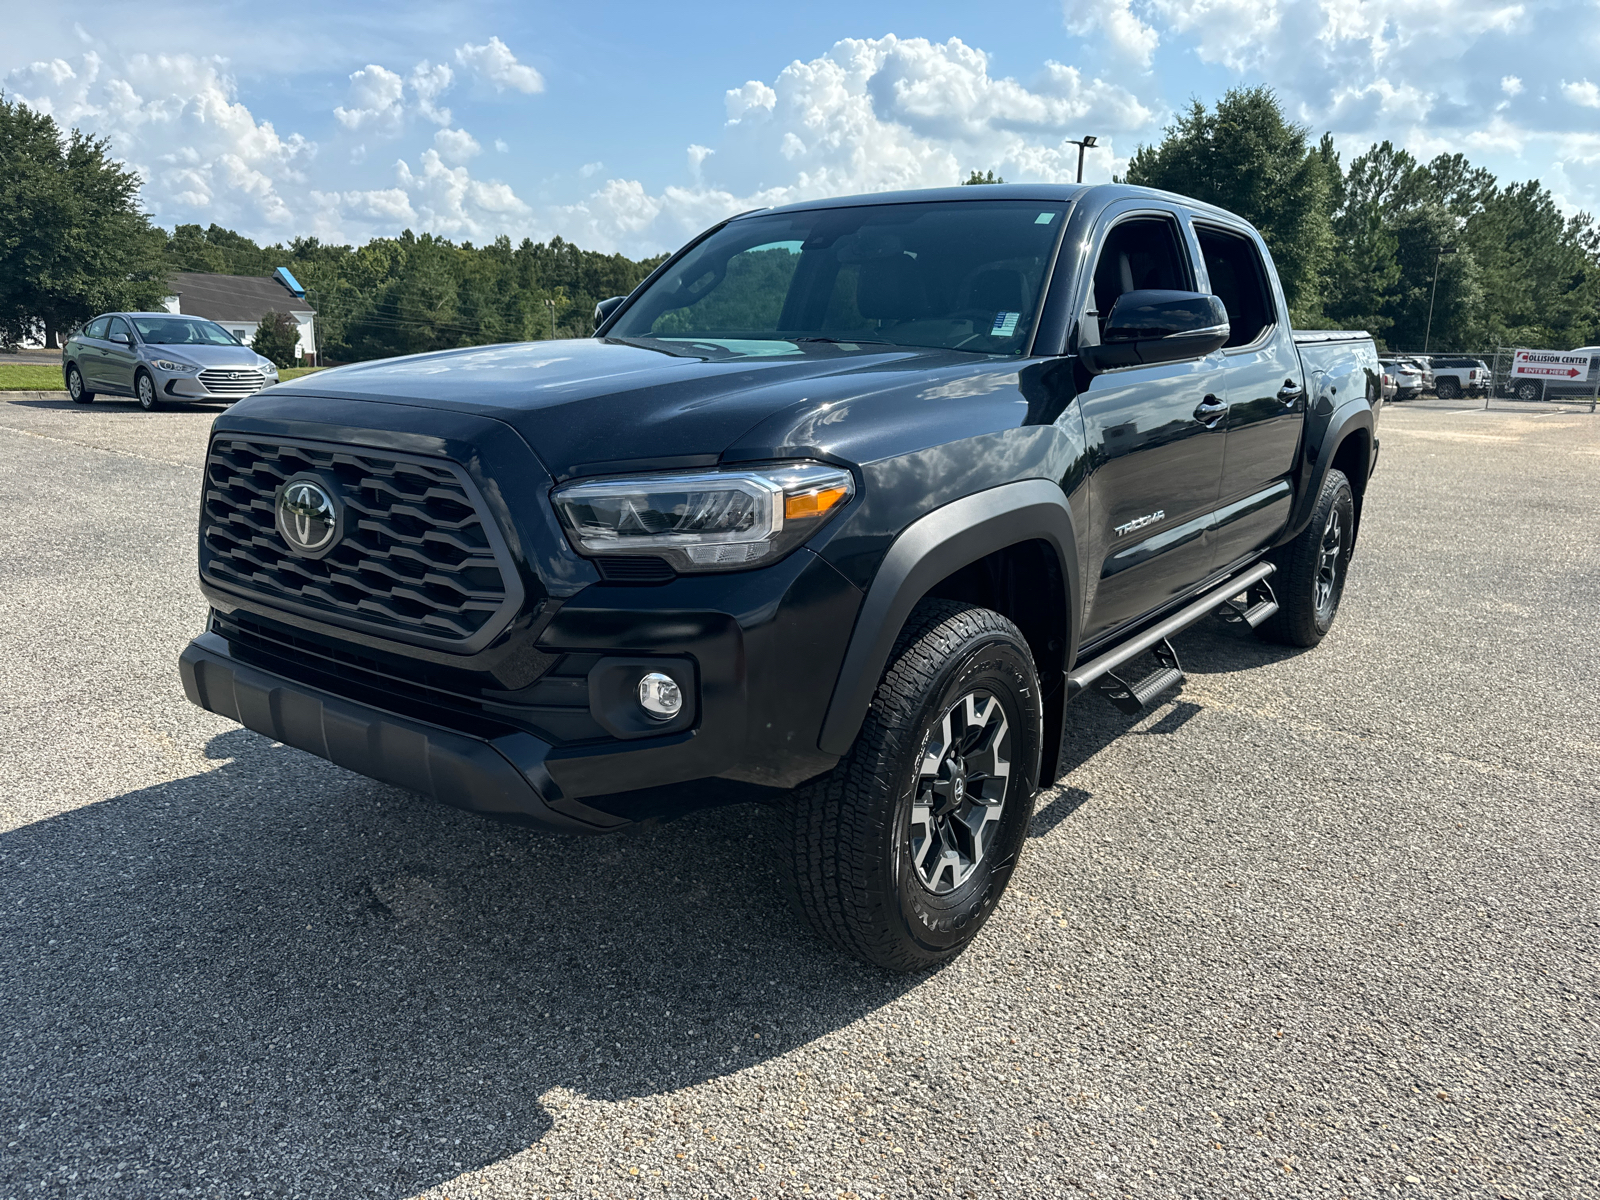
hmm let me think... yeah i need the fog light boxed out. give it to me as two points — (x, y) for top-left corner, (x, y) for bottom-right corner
(637, 672), (683, 720)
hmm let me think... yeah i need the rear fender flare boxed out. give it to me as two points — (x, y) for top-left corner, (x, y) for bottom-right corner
(817, 479), (1080, 757)
(1280, 400), (1374, 545)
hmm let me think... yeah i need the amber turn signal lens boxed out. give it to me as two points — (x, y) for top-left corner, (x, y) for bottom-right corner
(785, 485), (849, 521)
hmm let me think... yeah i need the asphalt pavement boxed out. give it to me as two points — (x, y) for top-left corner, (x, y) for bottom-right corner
(1, 392), (1595, 1200)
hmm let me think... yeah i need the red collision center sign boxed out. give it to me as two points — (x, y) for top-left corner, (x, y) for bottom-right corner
(1511, 349), (1595, 379)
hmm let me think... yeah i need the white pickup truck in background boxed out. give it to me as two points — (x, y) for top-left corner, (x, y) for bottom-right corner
(1428, 356), (1490, 399)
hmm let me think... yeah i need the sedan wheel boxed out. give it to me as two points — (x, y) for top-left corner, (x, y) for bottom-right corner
(136, 371), (159, 411)
(68, 365), (94, 404)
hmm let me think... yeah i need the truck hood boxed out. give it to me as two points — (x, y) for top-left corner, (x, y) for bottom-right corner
(265, 337), (1021, 477)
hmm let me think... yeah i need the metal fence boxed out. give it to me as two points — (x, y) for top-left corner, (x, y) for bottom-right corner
(1387, 347), (1599, 412)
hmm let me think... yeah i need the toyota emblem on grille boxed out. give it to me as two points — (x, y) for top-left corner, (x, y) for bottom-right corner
(275, 477), (341, 557)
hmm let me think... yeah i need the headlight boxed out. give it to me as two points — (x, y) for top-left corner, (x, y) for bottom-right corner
(262, 361), (279, 375)
(551, 461), (854, 572)
(151, 359), (198, 373)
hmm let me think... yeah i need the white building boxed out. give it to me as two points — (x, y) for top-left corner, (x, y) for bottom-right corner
(163, 268), (318, 364)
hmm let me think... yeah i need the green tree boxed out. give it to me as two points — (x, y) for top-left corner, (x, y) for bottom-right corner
(963, 170), (1005, 185)
(251, 311), (300, 367)
(1123, 87), (1334, 324)
(1385, 205), (1482, 350)
(0, 96), (166, 346)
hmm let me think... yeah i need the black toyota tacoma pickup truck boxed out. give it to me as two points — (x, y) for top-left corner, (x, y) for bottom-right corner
(180, 184), (1381, 971)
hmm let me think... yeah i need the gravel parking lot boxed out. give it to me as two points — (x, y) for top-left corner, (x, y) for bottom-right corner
(1, 392), (1596, 1200)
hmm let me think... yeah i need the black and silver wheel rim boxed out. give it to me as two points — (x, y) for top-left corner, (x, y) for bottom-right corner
(138, 374), (155, 409)
(909, 690), (1011, 895)
(68, 369), (81, 399)
(1315, 507), (1345, 618)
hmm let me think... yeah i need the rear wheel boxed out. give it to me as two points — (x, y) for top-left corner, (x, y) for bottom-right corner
(777, 600), (1042, 972)
(1256, 468), (1354, 648)
(1436, 377), (1460, 400)
(1515, 380), (1543, 402)
(67, 364), (94, 403)
(135, 370), (159, 411)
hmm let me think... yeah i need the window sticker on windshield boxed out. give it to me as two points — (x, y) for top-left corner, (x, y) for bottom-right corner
(1035, 212), (1056, 224)
(992, 311), (1021, 336)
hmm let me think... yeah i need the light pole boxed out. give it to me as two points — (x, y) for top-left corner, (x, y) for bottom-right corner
(1423, 244), (1457, 353)
(1065, 135), (1098, 183)
(544, 298), (557, 341)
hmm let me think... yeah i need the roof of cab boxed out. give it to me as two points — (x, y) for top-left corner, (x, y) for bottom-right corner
(737, 182), (1250, 225)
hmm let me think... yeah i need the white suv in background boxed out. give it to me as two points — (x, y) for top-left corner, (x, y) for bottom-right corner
(1380, 357), (1423, 401)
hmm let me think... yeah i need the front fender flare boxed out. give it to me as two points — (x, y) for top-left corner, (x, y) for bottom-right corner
(817, 479), (1080, 757)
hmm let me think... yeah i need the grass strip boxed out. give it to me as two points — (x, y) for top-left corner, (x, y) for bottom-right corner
(0, 364), (325, 392)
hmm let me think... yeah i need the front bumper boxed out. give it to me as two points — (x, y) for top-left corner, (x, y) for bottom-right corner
(180, 632), (630, 833)
(186, 543), (863, 830)
(161, 367), (276, 400)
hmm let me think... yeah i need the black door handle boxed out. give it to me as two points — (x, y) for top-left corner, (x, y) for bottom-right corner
(1277, 380), (1304, 404)
(1194, 394), (1228, 425)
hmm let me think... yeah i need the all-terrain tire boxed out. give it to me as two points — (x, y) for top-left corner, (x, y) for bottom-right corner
(1255, 468), (1354, 648)
(776, 599), (1042, 972)
(67, 364), (94, 403)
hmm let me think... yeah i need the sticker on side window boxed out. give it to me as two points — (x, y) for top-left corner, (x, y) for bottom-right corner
(991, 311), (1021, 336)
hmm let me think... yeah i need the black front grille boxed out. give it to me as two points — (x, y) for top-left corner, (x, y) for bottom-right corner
(202, 437), (518, 645)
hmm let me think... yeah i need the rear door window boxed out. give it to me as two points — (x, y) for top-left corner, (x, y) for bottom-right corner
(84, 317), (110, 340)
(1194, 224), (1276, 348)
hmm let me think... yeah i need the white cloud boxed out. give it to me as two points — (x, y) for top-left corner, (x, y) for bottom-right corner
(455, 37), (543, 94)
(725, 80), (777, 122)
(495, 138), (510, 153)
(557, 36), (1149, 254)
(1501, 75), (1523, 96)
(1561, 79), (1600, 108)
(410, 62), (454, 125)
(5, 50), (314, 229)
(578, 160), (604, 177)
(433, 126), (481, 163)
(334, 64), (404, 133)
(1063, 0), (1160, 68)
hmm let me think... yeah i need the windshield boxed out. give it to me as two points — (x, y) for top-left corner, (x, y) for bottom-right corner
(609, 200), (1069, 356)
(131, 317), (242, 346)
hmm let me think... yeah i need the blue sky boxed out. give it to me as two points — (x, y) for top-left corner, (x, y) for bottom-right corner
(4, 0), (1599, 256)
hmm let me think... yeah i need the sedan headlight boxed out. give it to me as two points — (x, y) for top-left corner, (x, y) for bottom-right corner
(551, 461), (854, 572)
(151, 358), (199, 374)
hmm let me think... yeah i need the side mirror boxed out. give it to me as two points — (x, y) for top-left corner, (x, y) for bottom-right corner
(593, 295), (626, 328)
(110, 333), (132, 346)
(1080, 290), (1229, 372)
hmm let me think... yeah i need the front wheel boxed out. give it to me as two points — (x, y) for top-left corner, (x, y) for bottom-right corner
(1436, 377), (1460, 400)
(777, 600), (1042, 972)
(135, 370), (159, 411)
(1515, 380), (1543, 403)
(1256, 468), (1354, 648)
(67, 365), (94, 403)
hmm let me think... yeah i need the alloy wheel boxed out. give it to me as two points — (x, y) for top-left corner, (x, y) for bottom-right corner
(908, 690), (1011, 895)
(138, 374), (156, 410)
(1315, 507), (1345, 618)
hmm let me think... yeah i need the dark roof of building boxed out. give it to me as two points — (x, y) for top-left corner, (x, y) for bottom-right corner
(167, 272), (316, 322)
